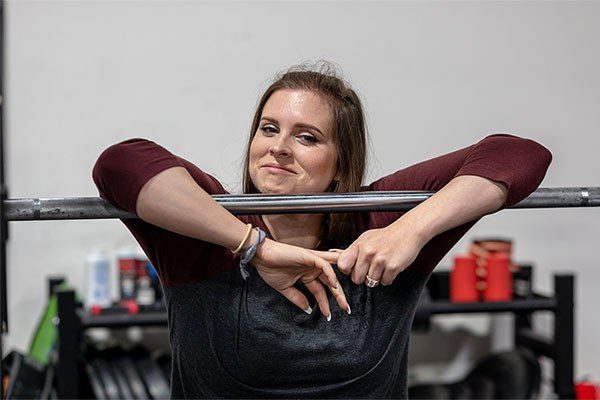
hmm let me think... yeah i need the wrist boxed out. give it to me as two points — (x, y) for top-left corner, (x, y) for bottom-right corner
(242, 229), (260, 251)
(389, 211), (434, 248)
(231, 223), (253, 254)
(238, 228), (268, 280)
(252, 236), (271, 263)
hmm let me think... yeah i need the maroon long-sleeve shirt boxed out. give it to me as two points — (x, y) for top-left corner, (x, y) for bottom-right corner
(93, 134), (551, 398)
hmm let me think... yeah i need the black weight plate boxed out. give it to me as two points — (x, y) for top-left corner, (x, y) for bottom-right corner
(106, 357), (134, 399)
(90, 358), (119, 400)
(84, 362), (107, 400)
(155, 354), (171, 382)
(113, 356), (149, 399)
(136, 356), (170, 399)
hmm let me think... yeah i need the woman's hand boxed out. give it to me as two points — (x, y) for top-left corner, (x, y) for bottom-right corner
(252, 238), (350, 319)
(337, 176), (509, 286)
(336, 221), (429, 286)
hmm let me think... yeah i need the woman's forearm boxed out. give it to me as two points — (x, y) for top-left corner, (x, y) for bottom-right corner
(136, 166), (251, 251)
(137, 166), (349, 314)
(394, 175), (508, 245)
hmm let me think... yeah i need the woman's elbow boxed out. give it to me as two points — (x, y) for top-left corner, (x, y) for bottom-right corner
(93, 142), (126, 187)
(92, 138), (148, 189)
(537, 142), (553, 171)
(486, 133), (552, 173)
(520, 137), (553, 178)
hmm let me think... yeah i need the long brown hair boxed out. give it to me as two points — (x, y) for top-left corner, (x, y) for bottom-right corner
(242, 62), (367, 247)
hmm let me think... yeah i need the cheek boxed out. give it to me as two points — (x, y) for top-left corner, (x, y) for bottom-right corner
(249, 135), (265, 162)
(308, 149), (337, 180)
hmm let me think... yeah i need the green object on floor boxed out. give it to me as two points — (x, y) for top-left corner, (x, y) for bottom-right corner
(28, 281), (69, 365)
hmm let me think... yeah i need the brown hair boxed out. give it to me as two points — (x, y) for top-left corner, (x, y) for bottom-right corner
(242, 62), (368, 247)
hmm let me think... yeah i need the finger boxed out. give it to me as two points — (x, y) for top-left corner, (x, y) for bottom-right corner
(381, 266), (402, 286)
(304, 280), (331, 321)
(309, 249), (340, 265)
(310, 255), (351, 313)
(338, 245), (359, 274)
(366, 258), (385, 283)
(278, 286), (313, 314)
(307, 254), (341, 291)
(318, 273), (350, 314)
(351, 248), (371, 285)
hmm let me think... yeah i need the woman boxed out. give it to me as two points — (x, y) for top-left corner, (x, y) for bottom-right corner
(93, 64), (552, 398)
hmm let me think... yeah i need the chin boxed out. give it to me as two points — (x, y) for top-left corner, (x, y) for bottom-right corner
(257, 184), (289, 194)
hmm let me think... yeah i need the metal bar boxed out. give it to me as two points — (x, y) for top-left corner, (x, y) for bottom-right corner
(515, 327), (554, 358)
(3, 186), (600, 221)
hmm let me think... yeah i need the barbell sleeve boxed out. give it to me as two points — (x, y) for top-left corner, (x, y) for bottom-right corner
(2, 187), (599, 221)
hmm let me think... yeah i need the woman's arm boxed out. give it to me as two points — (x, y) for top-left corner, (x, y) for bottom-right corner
(398, 175), (507, 246)
(137, 166), (251, 251)
(339, 175), (507, 285)
(94, 139), (348, 316)
(338, 134), (552, 285)
(137, 166), (349, 316)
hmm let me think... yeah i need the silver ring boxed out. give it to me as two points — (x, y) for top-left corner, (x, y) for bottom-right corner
(365, 275), (379, 288)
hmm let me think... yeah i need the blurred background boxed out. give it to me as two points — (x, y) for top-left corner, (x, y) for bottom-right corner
(2, 1), (599, 398)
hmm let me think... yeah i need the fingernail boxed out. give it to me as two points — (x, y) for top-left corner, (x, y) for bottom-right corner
(331, 284), (339, 290)
(326, 314), (332, 322)
(328, 248), (343, 253)
(346, 306), (352, 315)
(304, 306), (313, 315)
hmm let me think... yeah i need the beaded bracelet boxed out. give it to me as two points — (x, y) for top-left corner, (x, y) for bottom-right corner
(231, 223), (253, 254)
(239, 228), (267, 280)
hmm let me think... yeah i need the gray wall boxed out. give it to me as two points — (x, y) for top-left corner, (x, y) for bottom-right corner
(5, 0), (600, 384)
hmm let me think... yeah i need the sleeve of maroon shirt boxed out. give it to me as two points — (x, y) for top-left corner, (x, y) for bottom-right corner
(92, 138), (232, 286)
(363, 133), (552, 275)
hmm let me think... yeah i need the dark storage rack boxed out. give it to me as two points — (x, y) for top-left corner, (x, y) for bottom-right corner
(53, 267), (575, 399)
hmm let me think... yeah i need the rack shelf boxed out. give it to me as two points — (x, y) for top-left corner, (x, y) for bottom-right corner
(79, 310), (167, 329)
(54, 266), (575, 399)
(428, 295), (556, 314)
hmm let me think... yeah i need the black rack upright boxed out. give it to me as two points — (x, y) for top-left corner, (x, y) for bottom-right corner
(0, 0), (8, 340)
(1, 2), (7, 399)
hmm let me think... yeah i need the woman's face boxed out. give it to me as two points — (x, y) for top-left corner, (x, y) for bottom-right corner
(249, 89), (338, 194)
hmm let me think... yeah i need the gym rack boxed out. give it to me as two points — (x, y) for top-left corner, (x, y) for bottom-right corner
(51, 266), (575, 399)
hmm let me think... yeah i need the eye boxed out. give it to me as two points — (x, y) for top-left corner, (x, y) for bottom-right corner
(297, 133), (318, 144)
(260, 124), (278, 135)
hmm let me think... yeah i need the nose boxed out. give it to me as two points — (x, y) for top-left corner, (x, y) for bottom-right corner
(269, 134), (292, 158)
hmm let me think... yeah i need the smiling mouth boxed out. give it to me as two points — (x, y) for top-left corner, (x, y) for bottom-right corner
(262, 164), (296, 174)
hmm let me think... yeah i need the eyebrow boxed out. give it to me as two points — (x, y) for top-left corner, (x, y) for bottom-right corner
(260, 116), (326, 138)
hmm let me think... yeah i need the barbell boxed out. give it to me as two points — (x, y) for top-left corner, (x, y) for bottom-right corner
(3, 187), (599, 221)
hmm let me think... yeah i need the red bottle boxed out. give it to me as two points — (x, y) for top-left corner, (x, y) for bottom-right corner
(483, 253), (512, 302)
(450, 255), (479, 302)
(117, 247), (137, 302)
(576, 381), (600, 400)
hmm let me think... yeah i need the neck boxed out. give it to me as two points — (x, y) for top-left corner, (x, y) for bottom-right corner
(262, 214), (324, 249)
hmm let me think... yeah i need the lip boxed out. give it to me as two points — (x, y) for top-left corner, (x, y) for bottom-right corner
(261, 163), (296, 174)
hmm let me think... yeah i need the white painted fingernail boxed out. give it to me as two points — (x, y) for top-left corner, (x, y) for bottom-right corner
(346, 306), (352, 315)
(328, 248), (343, 253)
(326, 314), (332, 322)
(304, 306), (313, 315)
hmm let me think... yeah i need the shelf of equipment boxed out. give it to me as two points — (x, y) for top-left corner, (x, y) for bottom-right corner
(53, 266), (575, 399)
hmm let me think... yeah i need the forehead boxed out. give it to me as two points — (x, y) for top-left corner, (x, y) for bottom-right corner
(262, 89), (333, 134)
